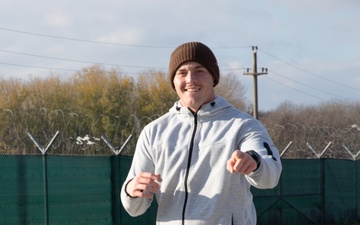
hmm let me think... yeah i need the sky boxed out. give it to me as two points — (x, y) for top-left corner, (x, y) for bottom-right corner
(1, 0), (360, 111)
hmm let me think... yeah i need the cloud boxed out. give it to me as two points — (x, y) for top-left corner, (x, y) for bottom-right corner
(43, 13), (72, 28)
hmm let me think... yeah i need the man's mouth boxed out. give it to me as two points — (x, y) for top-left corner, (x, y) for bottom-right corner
(185, 87), (201, 92)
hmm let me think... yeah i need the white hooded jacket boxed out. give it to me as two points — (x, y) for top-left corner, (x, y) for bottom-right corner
(121, 96), (282, 225)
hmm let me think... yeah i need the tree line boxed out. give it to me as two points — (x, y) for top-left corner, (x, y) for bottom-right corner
(0, 65), (359, 158)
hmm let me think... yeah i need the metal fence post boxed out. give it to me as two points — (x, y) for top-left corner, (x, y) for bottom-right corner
(111, 155), (121, 225)
(320, 158), (325, 225)
(101, 134), (133, 225)
(26, 131), (60, 225)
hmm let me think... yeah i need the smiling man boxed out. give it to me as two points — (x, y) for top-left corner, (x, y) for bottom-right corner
(121, 42), (282, 225)
(173, 61), (215, 112)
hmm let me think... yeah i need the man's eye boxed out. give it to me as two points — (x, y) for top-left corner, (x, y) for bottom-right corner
(176, 71), (187, 76)
(195, 69), (204, 74)
(176, 70), (187, 76)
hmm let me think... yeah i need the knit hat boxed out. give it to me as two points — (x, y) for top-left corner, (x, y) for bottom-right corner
(168, 42), (220, 90)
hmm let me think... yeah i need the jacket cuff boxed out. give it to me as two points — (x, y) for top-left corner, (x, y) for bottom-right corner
(124, 178), (138, 198)
(246, 150), (261, 172)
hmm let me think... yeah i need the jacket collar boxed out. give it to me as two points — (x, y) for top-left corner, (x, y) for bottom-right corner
(170, 96), (232, 121)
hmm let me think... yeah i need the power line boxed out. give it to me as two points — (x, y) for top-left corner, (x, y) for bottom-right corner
(263, 76), (325, 101)
(0, 61), (142, 76)
(0, 49), (242, 75)
(0, 27), (251, 50)
(212, 45), (252, 49)
(2, 27), (358, 103)
(242, 47), (357, 108)
(0, 27), (250, 50)
(0, 62), (77, 72)
(0, 61), (140, 75)
(0, 27), (173, 48)
(259, 48), (360, 92)
(269, 70), (352, 100)
(0, 49), (164, 70)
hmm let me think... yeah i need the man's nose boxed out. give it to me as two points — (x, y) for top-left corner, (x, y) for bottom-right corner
(186, 71), (197, 83)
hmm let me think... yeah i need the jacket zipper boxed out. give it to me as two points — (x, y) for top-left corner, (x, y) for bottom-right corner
(182, 111), (198, 225)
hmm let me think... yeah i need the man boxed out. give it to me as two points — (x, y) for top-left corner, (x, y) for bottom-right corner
(121, 42), (282, 225)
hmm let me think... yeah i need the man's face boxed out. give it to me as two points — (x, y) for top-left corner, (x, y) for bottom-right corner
(173, 61), (216, 112)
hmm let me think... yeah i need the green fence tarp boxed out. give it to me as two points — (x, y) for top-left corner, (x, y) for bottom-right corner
(1, 155), (360, 225)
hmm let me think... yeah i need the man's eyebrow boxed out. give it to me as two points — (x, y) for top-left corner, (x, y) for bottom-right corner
(177, 64), (204, 71)
(176, 68), (187, 72)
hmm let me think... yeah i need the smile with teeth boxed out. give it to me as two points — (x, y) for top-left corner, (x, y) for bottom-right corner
(185, 87), (201, 92)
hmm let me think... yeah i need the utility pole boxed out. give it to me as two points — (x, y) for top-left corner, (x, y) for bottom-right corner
(243, 46), (268, 119)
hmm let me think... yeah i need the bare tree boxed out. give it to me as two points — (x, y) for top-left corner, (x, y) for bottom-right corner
(215, 72), (247, 111)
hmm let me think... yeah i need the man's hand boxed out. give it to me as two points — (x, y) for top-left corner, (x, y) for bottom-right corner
(226, 150), (257, 175)
(126, 172), (162, 198)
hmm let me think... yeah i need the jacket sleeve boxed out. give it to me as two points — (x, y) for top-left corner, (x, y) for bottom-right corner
(120, 180), (153, 217)
(120, 128), (155, 216)
(240, 119), (282, 189)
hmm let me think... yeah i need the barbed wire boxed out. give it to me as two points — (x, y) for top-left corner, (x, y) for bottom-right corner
(0, 108), (154, 155)
(1, 108), (359, 158)
(266, 122), (360, 159)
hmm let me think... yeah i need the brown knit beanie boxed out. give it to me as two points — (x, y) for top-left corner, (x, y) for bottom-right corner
(168, 42), (220, 90)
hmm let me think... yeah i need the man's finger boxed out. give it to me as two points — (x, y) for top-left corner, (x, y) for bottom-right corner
(232, 150), (241, 160)
(139, 172), (162, 182)
(226, 158), (235, 174)
(227, 151), (240, 174)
